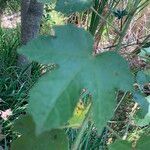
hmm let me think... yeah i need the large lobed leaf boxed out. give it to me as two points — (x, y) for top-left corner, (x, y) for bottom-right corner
(18, 25), (133, 134)
(11, 115), (68, 150)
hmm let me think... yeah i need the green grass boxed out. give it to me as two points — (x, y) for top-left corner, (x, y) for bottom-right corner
(0, 0), (20, 13)
(0, 27), (55, 149)
(0, 27), (28, 148)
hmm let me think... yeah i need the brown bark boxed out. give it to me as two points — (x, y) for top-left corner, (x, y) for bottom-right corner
(18, 0), (44, 68)
(0, 9), (2, 27)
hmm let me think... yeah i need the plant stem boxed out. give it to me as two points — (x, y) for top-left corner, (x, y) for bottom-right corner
(91, 7), (121, 36)
(106, 125), (122, 140)
(72, 117), (89, 150)
(115, 0), (141, 51)
(114, 92), (127, 113)
(72, 107), (91, 150)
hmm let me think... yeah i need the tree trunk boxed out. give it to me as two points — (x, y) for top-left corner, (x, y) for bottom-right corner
(18, 0), (44, 68)
(0, 2), (5, 27)
(0, 9), (2, 27)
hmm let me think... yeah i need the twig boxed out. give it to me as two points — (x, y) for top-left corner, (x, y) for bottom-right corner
(122, 103), (138, 140)
(106, 125), (122, 140)
(97, 34), (150, 51)
(114, 92), (127, 113)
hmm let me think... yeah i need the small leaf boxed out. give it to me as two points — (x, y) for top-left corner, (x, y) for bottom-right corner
(133, 92), (149, 117)
(136, 70), (150, 86)
(134, 95), (150, 127)
(11, 115), (69, 150)
(68, 101), (91, 128)
(113, 9), (128, 19)
(109, 140), (132, 150)
(138, 47), (150, 61)
(55, 0), (93, 14)
(140, 47), (150, 56)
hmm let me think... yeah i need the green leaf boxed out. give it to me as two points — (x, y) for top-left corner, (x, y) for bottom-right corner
(134, 95), (150, 127)
(18, 25), (133, 134)
(37, 0), (93, 13)
(109, 140), (132, 150)
(136, 135), (150, 150)
(138, 47), (150, 61)
(11, 115), (69, 150)
(136, 70), (150, 86)
(140, 47), (150, 56)
(28, 65), (83, 133)
(55, 0), (93, 14)
(18, 25), (93, 64)
(142, 42), (150, 48)
(68, 102), (91, 128)
(133, 92), (149, 117)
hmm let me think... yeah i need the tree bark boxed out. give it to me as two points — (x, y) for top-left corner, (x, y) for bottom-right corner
(0, 9), (3, 27)
(18, 0), (44, 68)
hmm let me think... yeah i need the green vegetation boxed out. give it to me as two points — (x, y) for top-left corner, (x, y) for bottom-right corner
(0, 0), (150, 149)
